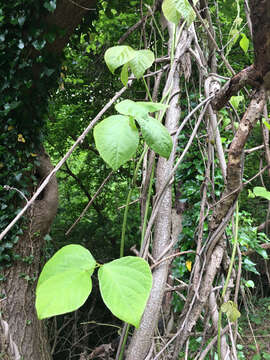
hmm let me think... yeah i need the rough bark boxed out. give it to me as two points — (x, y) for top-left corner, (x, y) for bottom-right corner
(211, 65), (262, 111)
(0, 150), (58, 360)
(249, 0), (270, 84)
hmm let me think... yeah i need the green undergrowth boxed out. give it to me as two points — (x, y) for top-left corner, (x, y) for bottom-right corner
(238, 297), (270, 360)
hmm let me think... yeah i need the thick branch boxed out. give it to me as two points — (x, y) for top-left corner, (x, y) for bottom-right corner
(211, 65), (262, 111)
(45, 0), (97, 54)
(210, 88), (265, 231)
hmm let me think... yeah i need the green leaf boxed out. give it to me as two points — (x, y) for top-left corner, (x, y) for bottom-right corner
(244, 280), (255, 288)
(115, 99), (167, 118)
(120, 63), (129, 86)
(136, 102), (168, 113)
(221, 301), (241, 322)
(136, 116), (173, 158)
(230, 95), (244, 109)
(239, 33), (249, 54)
(36, 245), (96, 319)
(129, 50), (155, 79)
(32, 39), (46, 51)
(248, 189), (256, 198)
(263, 119), (270, 131)
(162, 0), (196, 26)
(253, 186), (270, 201)
(98, 256), (152, 328)
(256, 247), (268, 260)
(94, 115), (139, 170)
(44, 0), (57, 12)
(104, 46), (136, 74)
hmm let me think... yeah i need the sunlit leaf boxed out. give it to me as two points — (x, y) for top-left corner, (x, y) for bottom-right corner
(36, 245), (96, 319)
(230, 95), (244, 109)
(104, 46), (136, 74)
(244, 280), (254, 288)
(221, 301), (241, 322)
(115, 99), (167, 118)
(263, 119), (270, 131)
(98, 256), (152, 328)
(162, 0), (196, 26)
(253, 186), (270, 201)
(94, 115), (139, 170)
(239, 33), (249, 54)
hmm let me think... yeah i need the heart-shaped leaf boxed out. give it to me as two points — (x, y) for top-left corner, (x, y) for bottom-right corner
(129, 50), (155, 79)
(104, 46), (136, 74)
(36, 245), (96, 319)
(162, 0), (196, 26)
(94, 115), (139, 170)
(98, 256), (152, 328)
(136, 116), (172, 158)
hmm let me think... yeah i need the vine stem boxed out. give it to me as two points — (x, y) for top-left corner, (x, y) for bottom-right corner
(218, 201), (239, 360)
(120, 146), (147, 257)
(141, 162), (155, 248)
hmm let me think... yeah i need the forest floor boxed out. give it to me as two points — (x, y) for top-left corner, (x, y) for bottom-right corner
(239, 297), (270, 360)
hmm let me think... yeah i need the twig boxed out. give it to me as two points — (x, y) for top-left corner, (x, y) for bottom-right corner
(151, 250), (195, 270)
(67, 0), (95, 11)
(65, 171), (113, 235)
(117, 198), (140, 210)
(3, 185), (28, 203)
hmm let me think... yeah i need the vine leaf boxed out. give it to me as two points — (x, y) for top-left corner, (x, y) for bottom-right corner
(230, 95), (244, 109)
(253, 186), (270, 201)
(263, 119), (270, 131)
(94, 115), (139, 170)
(104, 46), (136, 74)
(239, 33), (249, 54)
(162, 0), (197, 26)
(128, 50), (155, 80)
(221, 301), (241, 322)
(98, 256), (152, 328)
(36, 245), (96, 319)
(136, 115), (173, 159)
(115, 99), (167, 118)
(104, 46), (155, 85)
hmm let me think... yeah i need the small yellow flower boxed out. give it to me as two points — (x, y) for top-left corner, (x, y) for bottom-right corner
(8, 125), (14, 131)
(186, 260), (192, 272)
(18, 134), (25, 143)
(30, 153), (37, 157)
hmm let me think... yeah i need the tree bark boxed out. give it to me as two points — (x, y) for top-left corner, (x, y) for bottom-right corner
(0, 150), (58, 360)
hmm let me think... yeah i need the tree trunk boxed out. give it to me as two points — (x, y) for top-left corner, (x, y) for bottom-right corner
(0, 150), (58, 360)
